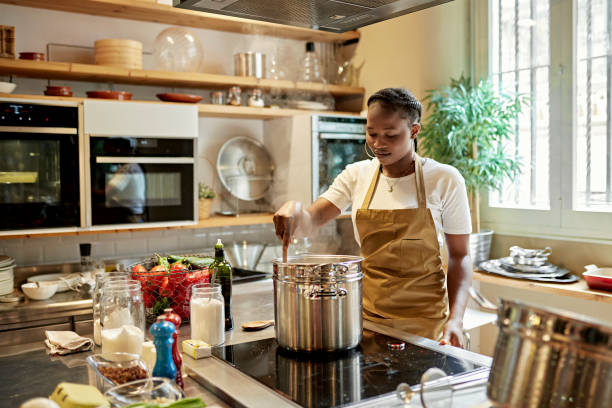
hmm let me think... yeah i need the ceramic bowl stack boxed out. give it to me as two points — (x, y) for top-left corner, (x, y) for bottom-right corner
(0, 255), (16, 295)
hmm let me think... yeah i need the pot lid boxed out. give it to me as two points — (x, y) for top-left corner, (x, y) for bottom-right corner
(216, 137), (275, 201)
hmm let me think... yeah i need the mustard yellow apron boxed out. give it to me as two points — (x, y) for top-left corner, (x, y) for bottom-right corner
(356, 155), (449, 340)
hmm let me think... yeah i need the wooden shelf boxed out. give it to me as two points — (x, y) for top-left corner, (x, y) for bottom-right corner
(0, 0), (360, 43)
(474, 271), (612, 305)
(0, 213), (274, 240)
(0, 93), (363, 119)
(0, 59), (365, 98)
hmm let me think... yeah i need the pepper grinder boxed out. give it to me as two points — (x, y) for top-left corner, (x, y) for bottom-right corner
(150, 317), (177, 381)
(160, 308), (183, 389)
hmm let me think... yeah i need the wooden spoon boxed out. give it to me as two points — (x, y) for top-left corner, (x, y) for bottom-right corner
(241, 320), (275, 331)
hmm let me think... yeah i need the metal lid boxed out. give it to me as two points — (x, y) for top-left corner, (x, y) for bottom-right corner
(216, 136), (274, 201)
(273, 255), (363, 283)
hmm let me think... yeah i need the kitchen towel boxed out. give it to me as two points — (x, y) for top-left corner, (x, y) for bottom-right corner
(45, 330), (94, 355)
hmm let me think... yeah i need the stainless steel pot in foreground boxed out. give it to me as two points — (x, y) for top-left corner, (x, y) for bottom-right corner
(471, 289), (612, 407)
(272, 255), (363, 352)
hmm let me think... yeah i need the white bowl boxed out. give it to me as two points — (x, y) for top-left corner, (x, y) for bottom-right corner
(21, 282), (58, 300)
(0, 82), (17, 94)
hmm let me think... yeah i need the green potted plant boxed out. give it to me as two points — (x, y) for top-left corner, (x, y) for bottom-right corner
(198, 182), (216, 220)
(419, 75), (526, 264)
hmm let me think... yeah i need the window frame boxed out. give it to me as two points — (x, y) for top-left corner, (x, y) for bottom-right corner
(478, 0), (612, 242)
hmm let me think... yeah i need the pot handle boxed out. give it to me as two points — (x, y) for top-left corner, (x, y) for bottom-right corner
(468, 287), (498, 312)
(308, 287), (348, 299)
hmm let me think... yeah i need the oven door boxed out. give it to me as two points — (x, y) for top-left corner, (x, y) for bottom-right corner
(312, 132), (368, 200)
(0, 128), (80, 230)
(91, 157), (194, 225)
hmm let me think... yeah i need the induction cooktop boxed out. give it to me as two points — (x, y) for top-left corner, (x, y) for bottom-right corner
(212, 330), (484, 407)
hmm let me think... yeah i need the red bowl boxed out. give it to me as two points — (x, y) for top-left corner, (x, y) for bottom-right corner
(19, 52), (45, 61)
(46, 86), (71, 91)
(583, 267), (612, 291)
(86, 90), (132, 100)
(44, 90), (73, 97)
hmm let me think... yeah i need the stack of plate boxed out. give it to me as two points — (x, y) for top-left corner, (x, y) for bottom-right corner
(0, 255), (16, 295)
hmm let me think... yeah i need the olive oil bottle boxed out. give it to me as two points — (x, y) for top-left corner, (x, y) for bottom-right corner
(212, 239), (233, 331)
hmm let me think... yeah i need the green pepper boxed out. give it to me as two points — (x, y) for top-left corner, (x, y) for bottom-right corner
(168, 254), (186, 264)
(155, 253), (171, 271)
(184, 256), (214, 268)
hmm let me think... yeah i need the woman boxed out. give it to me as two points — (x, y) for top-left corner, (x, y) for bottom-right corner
(273, 88), (473, 347)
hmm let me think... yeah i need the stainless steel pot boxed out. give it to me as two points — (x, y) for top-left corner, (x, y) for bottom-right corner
(272, 255), (363, 352)
(470, 289), (612, 407)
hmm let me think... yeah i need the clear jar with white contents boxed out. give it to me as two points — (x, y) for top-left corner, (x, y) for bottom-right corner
(93, 272), (129, 345)
(190, 283), (224, 346)
(100, 280), (145, 356)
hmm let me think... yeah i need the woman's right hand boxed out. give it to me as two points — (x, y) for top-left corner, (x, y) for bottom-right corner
(273, 201), (304, 247)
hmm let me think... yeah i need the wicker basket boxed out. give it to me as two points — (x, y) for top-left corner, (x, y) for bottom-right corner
(198, 198), (213, 220)
(130, 254), (212, 323)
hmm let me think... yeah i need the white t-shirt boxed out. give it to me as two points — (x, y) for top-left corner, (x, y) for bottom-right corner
(320, 158), (472, 248)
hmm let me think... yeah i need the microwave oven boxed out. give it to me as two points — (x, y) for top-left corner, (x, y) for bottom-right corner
(311, 114), (368, 203)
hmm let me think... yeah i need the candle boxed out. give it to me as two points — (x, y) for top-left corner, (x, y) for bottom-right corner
(101, 325), (144, 356)
(190, 297), (224, 346)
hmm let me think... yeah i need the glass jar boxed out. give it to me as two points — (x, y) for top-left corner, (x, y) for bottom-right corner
(211, 91), (225, 105)
(100, 280), (145, 356)
(93, 272), (129, 345)
(247, 88), (265, 107)
(190, 283), (224, 346)
(227, 86), (242, 106)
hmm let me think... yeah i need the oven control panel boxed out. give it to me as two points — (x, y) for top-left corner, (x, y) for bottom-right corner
(0, 102), (77, 127)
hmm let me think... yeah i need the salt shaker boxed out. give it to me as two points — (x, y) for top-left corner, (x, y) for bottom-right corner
(227, 86), (242, 106)
(160, 308), (183, 389)
(150, 317), (177, 381)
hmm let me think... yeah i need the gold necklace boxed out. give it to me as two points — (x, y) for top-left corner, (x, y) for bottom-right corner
(381, 161), (415, 192)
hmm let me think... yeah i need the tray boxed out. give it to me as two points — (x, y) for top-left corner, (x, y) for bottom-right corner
(479, 259), (579, 283)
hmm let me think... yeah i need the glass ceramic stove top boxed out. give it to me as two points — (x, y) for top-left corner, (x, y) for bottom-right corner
(212, 329), (483, 407)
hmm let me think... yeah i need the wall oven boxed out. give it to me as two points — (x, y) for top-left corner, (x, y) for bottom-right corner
(0, 100), (82, 231)
(311, 114), (368, 202)
(84, 100), (198, 227)
(90, 137), (194, 225)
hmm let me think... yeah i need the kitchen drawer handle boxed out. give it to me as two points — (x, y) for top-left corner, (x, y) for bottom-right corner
(308, 288), (347, 299)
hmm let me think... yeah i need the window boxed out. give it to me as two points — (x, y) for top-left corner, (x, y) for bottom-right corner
(481, 0), (612, 240)
(489, 0), (550, 209)
(575, 0), (612, 211)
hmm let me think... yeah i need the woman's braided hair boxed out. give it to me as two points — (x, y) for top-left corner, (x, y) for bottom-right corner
(366, 88), (422, 124)
(367, 88), (422, 151)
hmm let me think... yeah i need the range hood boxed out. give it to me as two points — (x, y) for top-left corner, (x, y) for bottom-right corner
(175, 0), (454, 33)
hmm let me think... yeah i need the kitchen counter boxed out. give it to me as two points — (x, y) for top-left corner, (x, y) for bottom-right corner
(0, 279), (492, 408)
(473, 270), (612, 304)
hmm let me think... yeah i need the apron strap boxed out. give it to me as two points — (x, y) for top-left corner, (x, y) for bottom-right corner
(360, 164), (380, 210)
(414, 154), (426, 209)
(360, 154), (427, 210)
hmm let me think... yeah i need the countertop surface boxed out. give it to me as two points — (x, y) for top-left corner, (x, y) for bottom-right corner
(0, 279), (492, 408)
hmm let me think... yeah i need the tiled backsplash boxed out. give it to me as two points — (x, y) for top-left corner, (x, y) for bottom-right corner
(1, 220), (345, 267)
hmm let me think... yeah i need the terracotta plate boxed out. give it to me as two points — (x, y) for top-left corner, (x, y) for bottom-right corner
(19, 52), (45, 61)
(86, 90), (132, 100)
(156, 93), (203, 103)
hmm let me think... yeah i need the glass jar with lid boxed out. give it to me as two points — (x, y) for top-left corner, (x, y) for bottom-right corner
(100, 280), (145, 356)
(227, 86), (242, 106)
(93, 272), (129, 345)
(211, 91), (225, 105)
(248, 88), (265, 107)
(190, 283), (224, 346)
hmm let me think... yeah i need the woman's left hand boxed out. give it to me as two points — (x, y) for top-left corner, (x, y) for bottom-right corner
(439, 318), (464, 348)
